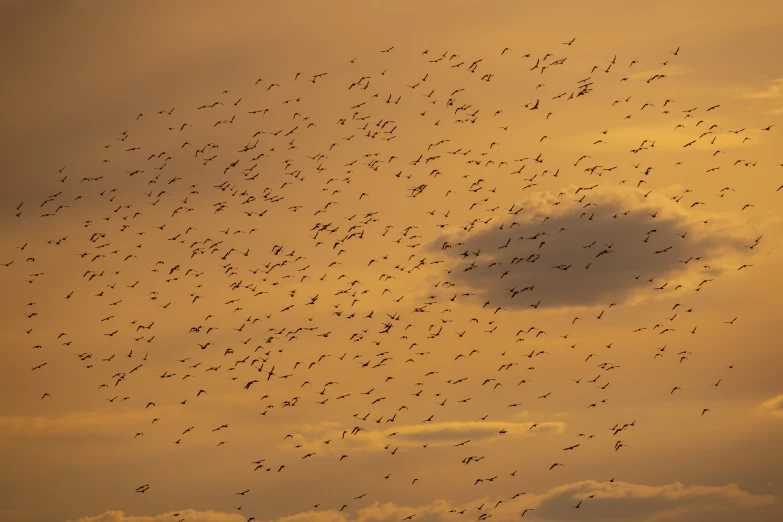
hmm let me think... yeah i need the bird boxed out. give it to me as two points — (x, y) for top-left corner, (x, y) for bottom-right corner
(2, 32), (771, 522)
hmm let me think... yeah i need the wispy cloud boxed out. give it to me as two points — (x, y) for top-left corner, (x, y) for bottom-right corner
(758, 393), (783, 418)
(0, 407), (199, 441)
(292, 420), (565, 453)
(66, 510), (245, 522)
(739, 79), (783, 99)
(0, 410), (149, 440)
(532, 480), (777, 521)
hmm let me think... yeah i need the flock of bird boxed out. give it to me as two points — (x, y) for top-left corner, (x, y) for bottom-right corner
(5, 38), (778, 522)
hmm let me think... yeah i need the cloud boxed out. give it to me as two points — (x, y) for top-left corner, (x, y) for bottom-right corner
(426, 187), (748, 309)
(0, 410), (152, 440)
(740, 78), (783, 99)
(758, 393), (783, 418)
(67, 510), (245, 522)
(66, 506), (446, 522)
(291, 420), (565, 453)
(531, 480), (777, 521)
(68, 480), (777, 522)
(0, 391), (269, 441)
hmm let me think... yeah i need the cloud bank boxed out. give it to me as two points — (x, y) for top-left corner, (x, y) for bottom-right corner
(67, 479), (777, 522)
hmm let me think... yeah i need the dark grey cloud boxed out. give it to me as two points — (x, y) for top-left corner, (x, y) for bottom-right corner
(427, 189), (748, 309)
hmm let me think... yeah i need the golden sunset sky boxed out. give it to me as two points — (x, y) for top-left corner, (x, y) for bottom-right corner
(1, 2), (782, 522)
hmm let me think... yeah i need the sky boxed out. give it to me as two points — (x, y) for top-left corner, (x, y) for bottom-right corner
(1, 1), (782, 522)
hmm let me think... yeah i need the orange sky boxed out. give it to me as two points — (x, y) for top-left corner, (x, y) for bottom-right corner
(1, 1), (782, 522)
